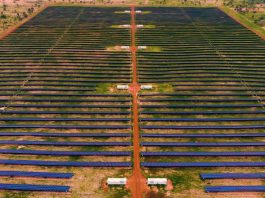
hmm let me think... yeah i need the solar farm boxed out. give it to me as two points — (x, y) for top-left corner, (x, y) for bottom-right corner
(0, 5), (264, 198)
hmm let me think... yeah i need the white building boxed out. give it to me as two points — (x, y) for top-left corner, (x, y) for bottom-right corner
(107, 178), (127, 185)
(117, 85), (129, 90)
(141, 85), (153, 90)
(147, 178), (167, 185)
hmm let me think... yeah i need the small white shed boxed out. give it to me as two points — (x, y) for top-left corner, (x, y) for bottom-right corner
(122, 24), (131, 28)
(141, 85), (153, 90)
(147, 178), (167, 185)
(107, 178), (127, 185)
(121, 46), (130, 50)
(117, 85), (129, 90)
(138, 46), (147, 50)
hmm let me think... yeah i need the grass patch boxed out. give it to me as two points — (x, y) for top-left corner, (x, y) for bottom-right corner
(69, 155), (81, 161)
(3, 192), (31, 198)
(95, 83), (112, 93)
(167, 172), (198, 192)
(141, 46), (162, 52)
(108, 187), (129, 198)
(156, 83), (174, 93)
(142, 24), (156, 29)
(80, 146), (104, 152)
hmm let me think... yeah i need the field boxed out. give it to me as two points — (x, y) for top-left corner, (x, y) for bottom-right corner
(0, 5), (265, 198)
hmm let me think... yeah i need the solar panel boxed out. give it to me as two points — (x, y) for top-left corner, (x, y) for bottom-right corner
(142, 151), (265, 157)
(0, 99), (130, 102)
(0, 159), (131, 167)
(0, 140), (131, 146)
(0, 132), (130, 137)
(0, 104), (130, 108)
(205, 186), (265, 192)
(0, 118), (130, 122)
(141, 110), (265, 115)
(0, 111), (130, 115)
(200, 173), (265, 180)
(141, 162), (265, 167)
(172, 84), (265, 87)
(141, 133), (265, 138)
(0, 171), (73, 178)
(0, 125), (130, 129)
(140, 99), (258, 102)
(142, 142), (265, 147)
(0, 149), (131, 156)
(173, 89), (265, 91)
(140, 118), (265, 122)
(141, 104), (263, 108)
(0, 88), (95, 91)
(0, 94), (130, 97)
(0, 183), (70, 192)
(139, 93), (265, 97)
(0, 84), (96, 87)
(141, 125), (265, 130)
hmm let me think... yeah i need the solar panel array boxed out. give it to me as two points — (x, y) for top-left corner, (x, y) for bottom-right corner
(137, 7), (265, 184)
(0, 171), (73, 178)
(0, 5), (264, 196)
(0, 6), (132, 162)
(0, 6), (132, 193)
(0, 183), (70, 192)
(205, 186), (265, 193)
(200, 173), (265, 180)
(201, 173), (265, 193)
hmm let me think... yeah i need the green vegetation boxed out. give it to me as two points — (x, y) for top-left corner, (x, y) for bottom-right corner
(108, 187), (130, 198)
(143, 24), (156, 28)
(168, 174), (193, 190)
(3, 192), (31, 198)
(222, 0), (265, 33)
(221, 6), (265, 37)
(95, 83), (112, 93)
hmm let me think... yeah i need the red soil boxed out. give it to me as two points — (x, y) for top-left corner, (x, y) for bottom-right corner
(127, 6), (149, 198)
(165, 179), (174, 191)
(101, 179), (109, 192)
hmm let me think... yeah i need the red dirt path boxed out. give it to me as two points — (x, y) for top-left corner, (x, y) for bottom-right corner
(127, 6), (149, 198)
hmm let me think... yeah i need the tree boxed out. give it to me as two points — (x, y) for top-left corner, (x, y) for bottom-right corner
(0, 13), (7, 19)
(22, 12), (28, 18)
